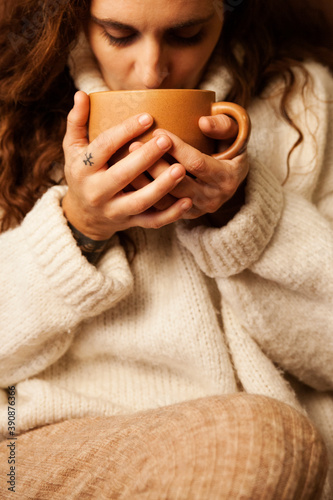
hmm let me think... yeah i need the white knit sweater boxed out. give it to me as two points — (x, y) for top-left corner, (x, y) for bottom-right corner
(0, 37), (333, 495)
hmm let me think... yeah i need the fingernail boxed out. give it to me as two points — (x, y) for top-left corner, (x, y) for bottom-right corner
(170, 165), (183, 179)
(129, 142), (142, 152)
(199, 116), (209, 127)
(181, 200), (192, 212)
(138, 113), (152, 126)
(156, 135), (171, 150)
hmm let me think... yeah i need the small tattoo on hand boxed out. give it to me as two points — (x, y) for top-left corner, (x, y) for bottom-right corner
(83, 152), (94, 166)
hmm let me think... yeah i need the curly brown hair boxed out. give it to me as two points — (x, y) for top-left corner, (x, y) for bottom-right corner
(0, 0), (332, 230)
(0, 0), (89, 230)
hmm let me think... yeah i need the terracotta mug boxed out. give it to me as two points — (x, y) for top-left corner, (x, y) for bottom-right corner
(88, 89), (251, 161)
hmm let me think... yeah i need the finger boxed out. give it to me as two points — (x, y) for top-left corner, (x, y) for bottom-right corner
(129, 141), (143, 153)
(153, 129), (245, 187)
(147, 160), (199, 202)
(130, 172), (151, 190)
(103, 135), (173, 197)
(199, 114), (238, 140)
(130, 173), (178, 211)
(128, 134), (237, 207)
(129, 141), (170, 180)
(147, 157), (171, 179)
(63, 91), (90, 149)
(129, 143), (179, 210)
(153, 129), (214, 182)
(131, 197), (193, 229)
(129, 150), (196, 202)
(152, 130), (250, 212)
(110, 163), (187, 216)
(87, 112), (154, 167)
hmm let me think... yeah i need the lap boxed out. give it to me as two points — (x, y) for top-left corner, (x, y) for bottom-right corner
(0, 394), (328, 499)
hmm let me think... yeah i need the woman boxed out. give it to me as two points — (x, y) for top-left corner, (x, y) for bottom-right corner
(0, 0), (332, 498)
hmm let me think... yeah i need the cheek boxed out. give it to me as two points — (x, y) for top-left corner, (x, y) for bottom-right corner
(88, 27), (117, 73)
(91, 45), (123, 78)
(175, 49), (212, 76)
(175, 41), (220, 86)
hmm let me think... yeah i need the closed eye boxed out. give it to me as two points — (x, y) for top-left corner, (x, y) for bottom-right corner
(166, 28), (204, 46)
(102, 29), (205, 48)
(102, 30), (138, 47)
(93, 14), (213, 49)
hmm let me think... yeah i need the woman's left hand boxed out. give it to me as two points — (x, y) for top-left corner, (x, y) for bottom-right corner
(129, 113), (249, 224)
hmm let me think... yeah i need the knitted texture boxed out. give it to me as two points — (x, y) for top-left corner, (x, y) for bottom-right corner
(0, 43), (333, 495)
(0, 395), (328, 499)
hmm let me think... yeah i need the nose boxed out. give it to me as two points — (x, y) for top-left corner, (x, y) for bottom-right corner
(135, 38), (169, 89)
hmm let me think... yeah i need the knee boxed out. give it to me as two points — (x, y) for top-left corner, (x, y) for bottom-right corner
(180, 393), (329, 499)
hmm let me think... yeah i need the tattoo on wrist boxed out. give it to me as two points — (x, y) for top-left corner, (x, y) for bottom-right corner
(67, 220), (110, 265)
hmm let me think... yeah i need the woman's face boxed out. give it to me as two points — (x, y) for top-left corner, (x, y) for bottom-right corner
(87, 0), (223, 90)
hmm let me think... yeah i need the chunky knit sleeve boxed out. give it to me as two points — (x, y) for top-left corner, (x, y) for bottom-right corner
(0, 186), (133, 387)
(176, 62), (333, 391)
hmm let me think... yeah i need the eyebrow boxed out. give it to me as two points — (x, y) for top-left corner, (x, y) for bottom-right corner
(90, 13), (215, 32)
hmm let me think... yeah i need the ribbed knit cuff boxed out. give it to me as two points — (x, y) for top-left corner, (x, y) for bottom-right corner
(176, 160), (284, 278)
(21, 186), (133, 316)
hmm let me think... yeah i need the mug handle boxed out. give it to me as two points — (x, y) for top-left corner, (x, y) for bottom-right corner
(210, 102), (251, 160)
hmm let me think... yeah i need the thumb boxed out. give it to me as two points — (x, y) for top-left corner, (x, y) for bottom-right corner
(63, 91), (90, 149)
(199, 114), (238, 140)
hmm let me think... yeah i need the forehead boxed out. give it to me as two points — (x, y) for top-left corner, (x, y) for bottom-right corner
(89, 0), (220, 26)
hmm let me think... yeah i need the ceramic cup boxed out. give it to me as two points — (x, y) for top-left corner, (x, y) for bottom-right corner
(88, 89), (251, 161)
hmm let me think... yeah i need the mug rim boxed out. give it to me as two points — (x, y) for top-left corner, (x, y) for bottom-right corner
(89, 89), (216, 97)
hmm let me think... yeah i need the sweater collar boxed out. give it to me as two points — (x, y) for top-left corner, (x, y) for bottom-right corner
(68, 32), (233, 101)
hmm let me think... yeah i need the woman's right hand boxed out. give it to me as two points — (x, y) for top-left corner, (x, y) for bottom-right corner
(62, 91), (192, 241)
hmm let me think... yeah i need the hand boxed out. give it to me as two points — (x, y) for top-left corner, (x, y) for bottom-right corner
(61, 91), (193, 240)
(129, 113), (249, 225)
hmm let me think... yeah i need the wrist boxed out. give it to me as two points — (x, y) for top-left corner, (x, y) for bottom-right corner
(66, 219), (111, 265)
(62, 192), (116, 240)
(61, 194), (112, 264)
(206, 177), (247, 228)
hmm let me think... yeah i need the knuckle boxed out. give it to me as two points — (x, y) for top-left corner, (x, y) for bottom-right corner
(223, 176), (239, 195)
(127, 194), (147, 215)
(65, 112), (82, 135)
(149, 218), (164, 230)
(105, 206), (117, 221)
(94, 132), (115, 152)
(66, 108), (76, 127)
(184, 207), (201, 219)
(219, 114), (238, 134)
(85, 189), (103, 208)
(216, 167), (239, 192)
(139, 145), (154, 165)
(230, 155), (249, 178)
(216, 114), (230, 128)
(63, 128), (74, 151)
(110, 168), (129, 188)
(190, 156), (206, 175)
(223, 181), (238, 200)
(205, 198), (221, 213)
(62, 135), (68, 150)
(122, 117), (137, 137)
(140, 141), (162, 166)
